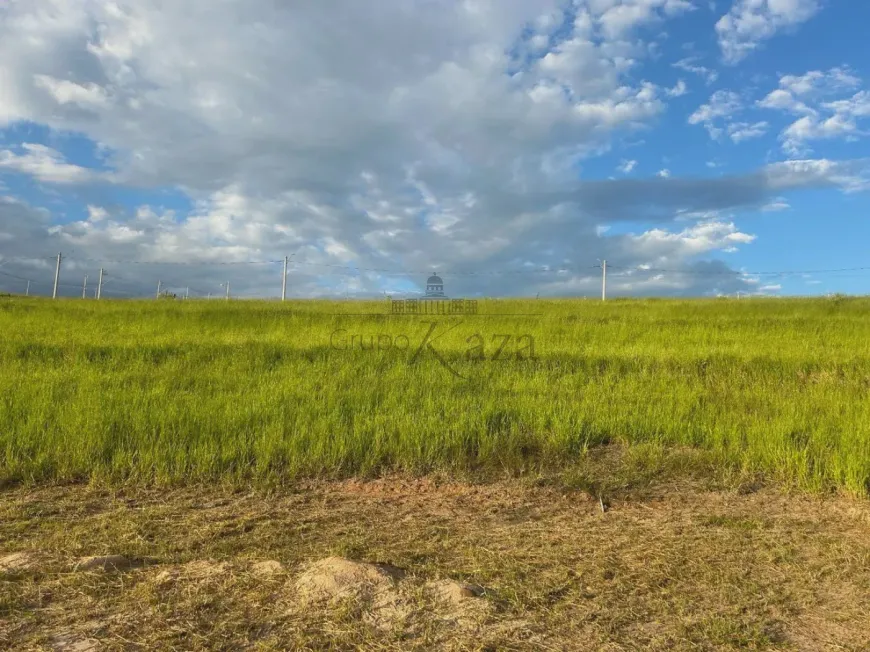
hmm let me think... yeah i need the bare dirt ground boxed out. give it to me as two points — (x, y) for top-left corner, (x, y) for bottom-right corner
(1, 478), (869, 651)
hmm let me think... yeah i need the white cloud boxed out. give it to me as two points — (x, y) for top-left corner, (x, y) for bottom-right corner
(716, 0), (821, 64)
(672, 57), (719, 85)
(758, 68), (868, 155)
(761, 197), (791, 213)
(617, 159), (638, 173)
(759, 67), (860, 115)
(689, 91), (742, 122)
(4, 154), (867, 297)
(667, 79), (688, 97)
(688, 90), (742, 139)
(728, 121), (768, 143)
(761, 197), (790, 211)
(781, 67), (861, 96)
(758, 88), (813, 115)
(87, 205), (109, 222)
(630, 220), (756, 257)
(781, 115), (859, 156)
(764, 158), (870, 193)
(0, 0), (864, 299)
(593, 0), (695, 39)
(33, 74), (109, 108)
(657, 168), (671, 178)
(0, 144), (103, 184)
(824, 91), (870, 119)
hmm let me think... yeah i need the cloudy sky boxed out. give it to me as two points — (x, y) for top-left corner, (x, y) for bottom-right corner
(1, 0), (869, 299)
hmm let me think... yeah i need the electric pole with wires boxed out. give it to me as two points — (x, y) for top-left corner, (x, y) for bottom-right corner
(52, 253), (62, 299)
(282, 256), (288, 301)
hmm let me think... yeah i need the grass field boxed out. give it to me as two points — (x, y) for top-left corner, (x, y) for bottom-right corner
(1, 296), (870, 494)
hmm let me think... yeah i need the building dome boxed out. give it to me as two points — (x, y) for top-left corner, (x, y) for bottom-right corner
(425, 272), (447, 299)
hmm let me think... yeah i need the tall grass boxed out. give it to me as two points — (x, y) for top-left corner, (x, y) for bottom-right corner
(1, 297), (869, 494)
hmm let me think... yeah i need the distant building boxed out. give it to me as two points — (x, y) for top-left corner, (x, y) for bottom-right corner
(390, 273), (477, 315)
(425, 273), (447, 299)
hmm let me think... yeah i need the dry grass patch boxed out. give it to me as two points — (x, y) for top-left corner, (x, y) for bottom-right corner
(0, 478), (869, 650)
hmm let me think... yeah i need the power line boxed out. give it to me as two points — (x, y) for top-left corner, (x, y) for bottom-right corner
(605, 264), (870, 277)
(0, 270), (35, 283)
(66, 257), (284, 266)
(62, 256), (601, 277)
(55, 254), (870, 278)
(5, 250), (870, 300)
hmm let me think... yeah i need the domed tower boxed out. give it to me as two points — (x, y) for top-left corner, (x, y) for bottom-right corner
(425, 273), (446, 298)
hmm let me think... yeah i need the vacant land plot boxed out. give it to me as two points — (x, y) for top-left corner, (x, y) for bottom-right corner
(1, 479), (869, 650)
(2, 297), (870, 649)
(1, 297), (870, 494)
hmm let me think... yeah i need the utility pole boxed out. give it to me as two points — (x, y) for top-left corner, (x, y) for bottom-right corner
(282, 256), (288, 302)
(82, 275), (88, 299)
(52, 252), (62, 299)
(601, 260), (607, 302)
(97, 268), (104, 300)
(156, 280), (162, 299)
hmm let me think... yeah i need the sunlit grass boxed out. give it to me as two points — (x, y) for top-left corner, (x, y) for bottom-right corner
(1, 296), (869, 494)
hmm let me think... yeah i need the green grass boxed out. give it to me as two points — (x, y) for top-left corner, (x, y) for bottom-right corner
(1, 296), (870, 494)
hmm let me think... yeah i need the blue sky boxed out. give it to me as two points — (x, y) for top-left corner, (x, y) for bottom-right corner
(1, 0), (869, 298)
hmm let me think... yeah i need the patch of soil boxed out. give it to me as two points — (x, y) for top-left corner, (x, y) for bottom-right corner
(153, 559), (230, 584)
(49, 633), (100, 652)
(1, 480), (869, 650)
(250, 559), (285, 578)
(424, 579), (492, 631)
(0, 551), (38, 574)
(293, 556), (403, 602)
(290, 557), (493, 634)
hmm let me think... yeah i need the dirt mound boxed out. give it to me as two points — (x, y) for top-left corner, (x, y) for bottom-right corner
(291, 557), (410, 629)
(293, 556), (405, 604)
(426, 579), (486, 604)
(424, 579), (491, 631)
(0, 552), (38, 574)
(290, 557), (493, 635)
(251, 560), (285, 578)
